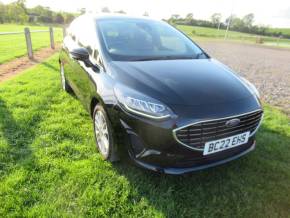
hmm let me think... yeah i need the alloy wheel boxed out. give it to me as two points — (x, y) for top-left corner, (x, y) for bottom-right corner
(94, 110), (110, 156)
(60, 64), (66, 90)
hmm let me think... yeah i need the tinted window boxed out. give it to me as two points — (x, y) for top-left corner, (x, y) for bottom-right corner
(94, 49), (99, 59)
(98, 18), (204, 61)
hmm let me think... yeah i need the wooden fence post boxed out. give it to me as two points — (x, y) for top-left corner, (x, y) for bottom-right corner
(49, 27), (55, 49)
(24, 27), (33, 59)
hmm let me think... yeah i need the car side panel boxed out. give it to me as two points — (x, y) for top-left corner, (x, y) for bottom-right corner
(60, 40), (82, 97)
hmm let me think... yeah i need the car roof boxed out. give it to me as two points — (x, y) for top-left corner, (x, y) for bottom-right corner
(80, 13), (162, 23)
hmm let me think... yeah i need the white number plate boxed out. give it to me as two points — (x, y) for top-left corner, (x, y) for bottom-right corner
(203, 132), (250, 155)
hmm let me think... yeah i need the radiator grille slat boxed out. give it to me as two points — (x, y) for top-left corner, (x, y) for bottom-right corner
(174, 110), (263, 150)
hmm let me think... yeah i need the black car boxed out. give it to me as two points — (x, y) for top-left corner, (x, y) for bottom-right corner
(59, 14), (263, 174)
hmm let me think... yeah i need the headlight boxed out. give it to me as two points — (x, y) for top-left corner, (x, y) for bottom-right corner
(114, 84), (174, 120)
(240, 77), (260, 99)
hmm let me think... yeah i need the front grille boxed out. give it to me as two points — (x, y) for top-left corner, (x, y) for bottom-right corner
(174, 110), (263, 150)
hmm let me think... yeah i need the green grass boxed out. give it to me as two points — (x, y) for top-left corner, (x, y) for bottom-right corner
(0, 54), (290, 217)
(267, 27), (290, 36)
(177, 25), (290, 48)
(0, 24), (63, 64)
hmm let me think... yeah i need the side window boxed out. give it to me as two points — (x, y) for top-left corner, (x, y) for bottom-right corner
(93, 48), (104, 67)
(87, 46), (93, 55)
(76, 18), (97, 56)
(92, 25), (102, 66)
(92, 47), (104, 69)
(78, 40), (93, 55)
(67, 19), (78, 42)
(94, 49), (99, 60)
(67, 28), (75, 41)
(66, 17), (95, 57)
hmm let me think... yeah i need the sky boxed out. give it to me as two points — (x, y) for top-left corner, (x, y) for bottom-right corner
(2, 0), (290, 28)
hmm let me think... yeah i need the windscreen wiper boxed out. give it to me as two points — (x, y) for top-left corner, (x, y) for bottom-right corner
(132, 56), (196, 61)
(195, 52), (207, 59)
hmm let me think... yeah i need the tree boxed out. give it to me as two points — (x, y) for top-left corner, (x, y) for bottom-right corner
(225, 14), (241, 29)
(143, 11), (149, 16)
(78, 8), (86, 14)
(211, 13), (222, 27)
(64, 13), (75, 24)
(0, 2), (5, 23)
(168, 14), (180, 25)
(256, 24), (268, 35)
(6, 1), (28, 23)
(101, 7), (110, 13)
(29, 5), (53, 23)
(16, 0), (26, 12)
(0, 1), (77, 25)
(54, 13), (64, 24)
(231, 17), (245, 31)
(170, 14), (180, 20)
(115, 10), (126, 14)
(185, 13), (193, 21)
(184, 13), (194, 25)
(242, 13), (254, 28)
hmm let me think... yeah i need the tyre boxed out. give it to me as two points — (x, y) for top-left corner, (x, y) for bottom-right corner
(60, 62), (73, 93)
(93, 104), (119, 162)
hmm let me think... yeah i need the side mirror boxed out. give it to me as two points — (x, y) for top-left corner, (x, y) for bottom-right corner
(70, 47), (89, 61)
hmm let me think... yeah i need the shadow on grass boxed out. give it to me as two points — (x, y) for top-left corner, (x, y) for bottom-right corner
(0, 97), (52, 175)
(42, 61), (59, 72)
(0, 98), (35, 173)
(112, 123), (290, 217)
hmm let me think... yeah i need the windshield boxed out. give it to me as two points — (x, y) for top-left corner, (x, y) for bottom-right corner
(98, 18), (206, 61)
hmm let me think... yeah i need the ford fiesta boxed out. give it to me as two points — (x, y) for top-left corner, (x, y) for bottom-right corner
(59, 14), (263, 174)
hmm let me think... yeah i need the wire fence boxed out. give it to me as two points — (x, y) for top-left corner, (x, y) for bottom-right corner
(0, 27), (64, 64)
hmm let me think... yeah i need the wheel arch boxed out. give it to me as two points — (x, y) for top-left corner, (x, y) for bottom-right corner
(90, 97), (100, 118)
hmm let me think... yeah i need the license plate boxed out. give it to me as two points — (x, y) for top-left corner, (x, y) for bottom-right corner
(203, 132), (250, 155)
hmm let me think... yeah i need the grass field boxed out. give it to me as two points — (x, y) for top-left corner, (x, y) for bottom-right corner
(0, 54), (289, 217)
(0, 24), (63, 64)
(267, 27), (290, 36)
(177, 25), (290, 48)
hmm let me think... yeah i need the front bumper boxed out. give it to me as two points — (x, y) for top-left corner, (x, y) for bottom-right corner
(129, 141), (256, 175)
(107, 103), (261, 175)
